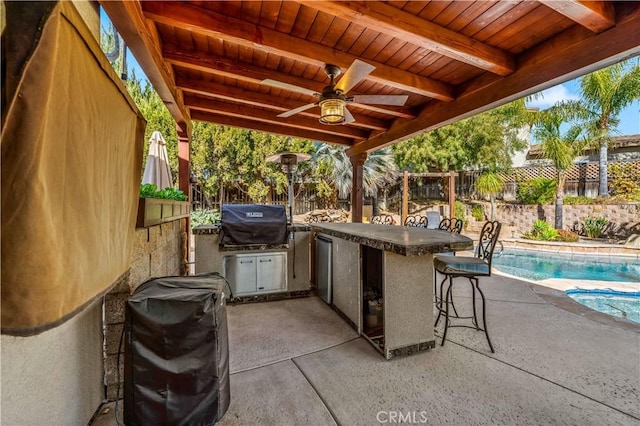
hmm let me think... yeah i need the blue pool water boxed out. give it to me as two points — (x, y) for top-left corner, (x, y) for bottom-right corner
(492, 249), (640, 283)
(566, 289), (640, 323)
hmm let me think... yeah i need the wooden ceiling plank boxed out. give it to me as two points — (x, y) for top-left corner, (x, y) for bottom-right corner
(191, 110), (354, 146)
(185, 95), (369, 140)
(539, 0), (615, 33)
(306, 1), (515, 76)
(348, 5), (640, 156)
(176, 76), (389, 131)
(100, 0), (191, 135)
(164, 45), (416, 119)
(141, 1), (454, 100)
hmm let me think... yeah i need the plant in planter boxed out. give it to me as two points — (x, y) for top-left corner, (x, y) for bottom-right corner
(137, 184), (189, 227)
(140, 183), (187, 201)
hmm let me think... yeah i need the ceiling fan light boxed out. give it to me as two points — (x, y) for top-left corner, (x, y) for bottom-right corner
(319, 99), (346, 125)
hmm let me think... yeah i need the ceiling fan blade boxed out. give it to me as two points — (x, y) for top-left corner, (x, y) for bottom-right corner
(261, 79), (317, 97)
(277, 103), (317, 118)
(351, 94), (409, 106)
(335, 60), (376, 94)
(343, 106), (356, 124)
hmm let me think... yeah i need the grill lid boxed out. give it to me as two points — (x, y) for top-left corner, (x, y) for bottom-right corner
(221, 204), (287, 246)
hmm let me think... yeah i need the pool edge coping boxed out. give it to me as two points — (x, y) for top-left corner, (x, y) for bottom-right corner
(493, 269), (640, 333)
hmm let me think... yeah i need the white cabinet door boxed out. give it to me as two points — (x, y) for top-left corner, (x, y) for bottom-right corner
(256, 254), (286, 292)
(224, 256), (257, 296)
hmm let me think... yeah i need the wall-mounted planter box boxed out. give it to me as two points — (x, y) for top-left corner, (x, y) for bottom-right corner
(136, 198), (189, 228)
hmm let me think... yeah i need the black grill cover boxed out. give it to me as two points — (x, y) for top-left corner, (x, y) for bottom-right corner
(221, 204), (287, 245)
(124, 274), (230, 426)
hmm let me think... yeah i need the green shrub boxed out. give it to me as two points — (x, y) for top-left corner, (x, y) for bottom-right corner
(609, 163), (640, 201)
(563, 195), (593, 205)
(140, 183), (187, 201)
(557, 229), (579, 242)
(190, 208), (221, 229)
(524, 220), (559, 241)
(471, 204), (484, 221)
(581, 215), (608, 238)
(454, 201), (467, 226)
(517, 178), (556, 205)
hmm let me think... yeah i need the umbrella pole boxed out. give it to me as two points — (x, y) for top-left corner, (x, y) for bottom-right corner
(287, 172), (294, 225)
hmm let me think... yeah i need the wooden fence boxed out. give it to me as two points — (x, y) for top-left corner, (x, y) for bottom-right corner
(191, 159), (638, 212)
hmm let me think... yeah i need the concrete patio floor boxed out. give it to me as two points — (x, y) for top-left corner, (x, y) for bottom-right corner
(92, 274), (640, 425)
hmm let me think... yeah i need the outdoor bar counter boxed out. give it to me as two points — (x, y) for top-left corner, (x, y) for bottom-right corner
(311, 223), (473, 359)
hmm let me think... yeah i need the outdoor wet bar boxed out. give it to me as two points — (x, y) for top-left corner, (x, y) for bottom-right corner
(311, 223), (473, 359)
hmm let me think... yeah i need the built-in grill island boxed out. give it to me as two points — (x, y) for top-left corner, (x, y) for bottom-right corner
(194, 204), (311, 303)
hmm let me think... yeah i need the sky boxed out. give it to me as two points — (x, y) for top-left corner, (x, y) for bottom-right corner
(526, 79), (640, 136)
(101, 10), (639, 137)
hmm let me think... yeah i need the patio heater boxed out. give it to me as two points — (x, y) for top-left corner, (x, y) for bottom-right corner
(266, 152), (311, 224)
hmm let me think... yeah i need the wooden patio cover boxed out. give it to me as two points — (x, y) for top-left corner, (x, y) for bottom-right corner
(102, 1), (640, 219)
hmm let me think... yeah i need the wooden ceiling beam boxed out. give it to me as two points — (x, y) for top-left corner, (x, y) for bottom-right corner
(185, 95), (370, 140)
(164, 45), (415, 119)
(141, 1), (455, 101)
(99, 1), (191, 136)
(539, 1), (615, 33)
(176, 76), (389, 131)
(190, 110), (354, 146)
(347, 5), (640, 156)
(305, 1), (515, 76)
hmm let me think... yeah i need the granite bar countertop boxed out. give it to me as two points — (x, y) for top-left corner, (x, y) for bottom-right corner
(311, 223), (473, 256)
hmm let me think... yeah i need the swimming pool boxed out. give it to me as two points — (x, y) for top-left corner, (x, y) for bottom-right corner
(492, 249), (640, 283)
(566, 289), (640, 323)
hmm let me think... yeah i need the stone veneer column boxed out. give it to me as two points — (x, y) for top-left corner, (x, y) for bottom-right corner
(103, 218), (186, 400)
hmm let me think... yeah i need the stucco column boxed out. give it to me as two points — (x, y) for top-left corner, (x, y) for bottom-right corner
(349, 153), (367, 223)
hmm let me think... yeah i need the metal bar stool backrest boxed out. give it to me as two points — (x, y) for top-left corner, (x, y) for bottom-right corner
(475, 220), (502, 272)
(438, 218), (463, 234)
(371, 214), (393, 225)
(308, 214), (331, 223)
(404, 215), (427, 228)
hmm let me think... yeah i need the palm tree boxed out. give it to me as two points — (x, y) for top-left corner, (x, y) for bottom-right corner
(314, 144), (397, 200)
(533, 108), (585, 230)
(474, 171), (504, 221)
(561, 60), (640, 197)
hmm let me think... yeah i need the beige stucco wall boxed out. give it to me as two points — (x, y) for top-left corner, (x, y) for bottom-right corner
(1, 299), (104, 425)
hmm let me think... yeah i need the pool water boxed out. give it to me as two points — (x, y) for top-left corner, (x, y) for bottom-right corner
(566, 289), (640, 323)
(492, 250), (640, 283)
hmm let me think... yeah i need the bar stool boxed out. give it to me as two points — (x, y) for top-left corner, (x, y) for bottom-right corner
(371, 214), (393, 225)
(404, 215), (427, 227)
(433, 221), (502, 352)
(438, 217), (463, 234)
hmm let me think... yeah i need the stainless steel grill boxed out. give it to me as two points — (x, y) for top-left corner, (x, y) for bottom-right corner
(220, 204), (288, 247)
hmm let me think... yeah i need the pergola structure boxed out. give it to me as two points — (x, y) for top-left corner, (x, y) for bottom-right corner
(102, 0), (640, 222)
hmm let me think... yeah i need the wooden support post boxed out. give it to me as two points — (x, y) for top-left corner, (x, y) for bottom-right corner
(177, 124), (191, 275)
(449, 171), (456, 219)
(349, 153), (367, 223)
(177, 126), (190, 200)
(402, 171), (409, 225)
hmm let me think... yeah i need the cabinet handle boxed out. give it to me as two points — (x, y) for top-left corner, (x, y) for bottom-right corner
(240, 260), (253, 264)
(259, 259), (272, 263)
(258, 287), (264, 290)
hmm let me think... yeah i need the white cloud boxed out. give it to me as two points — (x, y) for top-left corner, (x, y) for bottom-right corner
(526, 84), (580, 109)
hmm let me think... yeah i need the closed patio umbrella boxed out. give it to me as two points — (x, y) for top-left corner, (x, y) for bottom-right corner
(142, 131), (173, 189)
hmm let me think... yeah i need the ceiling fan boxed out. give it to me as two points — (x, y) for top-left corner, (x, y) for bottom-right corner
(261, 60), (408, 125)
